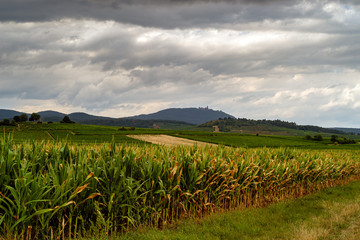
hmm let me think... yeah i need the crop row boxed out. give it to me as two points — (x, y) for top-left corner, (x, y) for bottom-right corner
(1, 135), (360, 239)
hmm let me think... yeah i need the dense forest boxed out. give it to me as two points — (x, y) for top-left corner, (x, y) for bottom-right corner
(200, 117), (346, 134)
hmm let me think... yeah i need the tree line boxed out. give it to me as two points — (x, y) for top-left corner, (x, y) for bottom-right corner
(200, 117), (345, 134)
(0, 113), (74, 126)
(0, 113), (40, 126)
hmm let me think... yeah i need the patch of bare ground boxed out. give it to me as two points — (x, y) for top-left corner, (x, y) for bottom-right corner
(127, 134), (217, 147)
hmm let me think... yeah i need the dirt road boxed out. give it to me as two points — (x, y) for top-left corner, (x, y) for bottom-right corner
(127, 134), (217, 147)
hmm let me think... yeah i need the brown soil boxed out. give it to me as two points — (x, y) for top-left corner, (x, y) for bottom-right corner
(127, 134), (217, 147)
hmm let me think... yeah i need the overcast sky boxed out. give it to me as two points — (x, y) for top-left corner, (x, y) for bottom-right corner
(1, 0), (360, 127)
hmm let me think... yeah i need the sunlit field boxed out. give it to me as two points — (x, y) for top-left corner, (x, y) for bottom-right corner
(1, 132), (360, 239)
(2, 122), (360, 150)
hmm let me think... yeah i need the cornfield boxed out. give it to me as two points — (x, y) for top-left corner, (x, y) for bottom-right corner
(1, 134), (360, 239)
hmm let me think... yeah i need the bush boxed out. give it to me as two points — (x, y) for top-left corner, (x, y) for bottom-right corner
(19, 113), (28, 122)
(331, 135), (338, 142)
(313, 134), (323, 141)
(60, 116), (75, 124)
(338, 137), (356, 144)
(29, 113), (41, 122)
(0, 119), (11, 126)
(305, 135), (312, 140)
(13, 115), (20, 122)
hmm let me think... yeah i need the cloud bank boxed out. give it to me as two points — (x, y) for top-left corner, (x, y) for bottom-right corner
(1, 0), (360, 127)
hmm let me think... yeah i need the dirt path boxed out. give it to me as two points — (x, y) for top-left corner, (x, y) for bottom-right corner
(127, 134), (217, 147)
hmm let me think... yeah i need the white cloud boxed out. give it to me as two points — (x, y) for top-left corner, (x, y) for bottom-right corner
(1, 1), (360, 127)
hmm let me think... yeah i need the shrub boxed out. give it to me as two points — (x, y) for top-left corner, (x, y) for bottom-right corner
(29, 113), (41, 122)
(60, 116), (75, 124)
(305, 135), (312, 140)
(313, 134), (323, 141)
(331, 135), (338, 142)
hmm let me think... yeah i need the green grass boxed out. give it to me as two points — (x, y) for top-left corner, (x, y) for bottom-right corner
(86, 180), (360, 240)
(2, 123), (170, 144)
(173, 132), (360, 150)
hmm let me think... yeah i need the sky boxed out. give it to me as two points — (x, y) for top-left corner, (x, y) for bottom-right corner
(1, 0), (360, 127)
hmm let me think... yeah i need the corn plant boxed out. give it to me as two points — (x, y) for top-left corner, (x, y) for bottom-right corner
(1, 135), (360, 239)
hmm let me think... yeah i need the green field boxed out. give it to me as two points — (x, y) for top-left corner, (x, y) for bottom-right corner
(2, 123), (155, 144)
(2, 122), (360, 150)
(173, 132), (360, 150)
(1, 122), (360, 239)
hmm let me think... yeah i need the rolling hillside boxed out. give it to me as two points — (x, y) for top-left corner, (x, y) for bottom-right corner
(0, 109), (196, 129)
(332, 127), (360, 135)
(128, 107), (235, 125)
(0, 109), (24, 120)
(199, 117), (350, 136)
(2, 108), (358, 135)
(1, 107), (234, 126)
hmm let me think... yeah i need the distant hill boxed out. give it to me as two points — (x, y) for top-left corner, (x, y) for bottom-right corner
(0, 109), (25, 120)
(332, 128), (360, 135)
(68, 112), (111, 122)
(38, 111), (66, 122)
(128, 107), (235, 125)
(3, 108), (354, 135)
(37, 111), (110, 122)
(1, 107), (233, 126)
(38, 111), (195, 129)
(0, 109), (195, 130)
(199, 118), (348, 136)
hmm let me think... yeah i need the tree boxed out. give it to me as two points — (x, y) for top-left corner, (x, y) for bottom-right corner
(13, 115), (20, 122)
(29, 112), (41, 122)
(305, 135), (312, 140)
(313, 134), (323, 141)
(2, 119), (10, 125)
(19, 113), (28, 122)
(0, 119), (10, 126)
(331, 135), (338, 143)
(60, 116), (75, 124)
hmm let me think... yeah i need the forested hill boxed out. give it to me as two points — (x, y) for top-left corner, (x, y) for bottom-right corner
(0, 109), (24, 120)
(128, 107), (235, 125)
(200, 118), (346, 135)
(1, 107), (234, 126)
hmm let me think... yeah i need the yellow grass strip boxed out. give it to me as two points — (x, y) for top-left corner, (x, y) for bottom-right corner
(127, 134), (217, 147)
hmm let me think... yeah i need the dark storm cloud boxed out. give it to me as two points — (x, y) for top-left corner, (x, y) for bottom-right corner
(2, 0), (360, 126)
(0, 0), (320, 29)
(1, 0), (358, 34)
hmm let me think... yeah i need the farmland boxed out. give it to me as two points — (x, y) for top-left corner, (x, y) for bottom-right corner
(2, 122), (360, 149)
(1, 123), (360, 239)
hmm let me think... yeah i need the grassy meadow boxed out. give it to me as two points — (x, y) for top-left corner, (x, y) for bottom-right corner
(1, 123), (360, 239)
